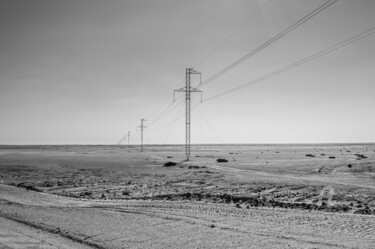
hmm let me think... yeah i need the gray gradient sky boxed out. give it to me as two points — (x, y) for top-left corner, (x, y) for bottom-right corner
(1, 0), (374, 145)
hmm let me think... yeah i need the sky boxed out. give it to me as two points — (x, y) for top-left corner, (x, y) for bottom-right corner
(0, 0), (374, 145)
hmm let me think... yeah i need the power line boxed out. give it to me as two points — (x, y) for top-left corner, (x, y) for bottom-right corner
(198, 0), (338, 89)
(162, 115), (179, 144)
(195, 107), (222, 143)
(116, 135), (126, 145)
(192, 108), (208, 143)
(149, 97), (184, 126)
(156, 101), (184, 143)
(157, 102), (185, 144)
(193, 0), (271, 68)
(147, 100), (185, 132)
(202, 26), (375, 103)
(149, 100), (175, 126)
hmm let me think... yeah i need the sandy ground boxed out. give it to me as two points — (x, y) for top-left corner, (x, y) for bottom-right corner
(0, 144), (374, 248)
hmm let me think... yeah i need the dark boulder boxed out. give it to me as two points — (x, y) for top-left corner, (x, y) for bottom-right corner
(164, 161), (177, 167)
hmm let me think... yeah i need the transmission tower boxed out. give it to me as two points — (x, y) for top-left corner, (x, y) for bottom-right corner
(138, 118), (147, 152)
(174, 68), (202, 161)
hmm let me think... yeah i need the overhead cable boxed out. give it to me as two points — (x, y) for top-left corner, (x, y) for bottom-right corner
(194, 0), (271, 68)
(202, 26), (375, 103)
(198, 0), (338, 89)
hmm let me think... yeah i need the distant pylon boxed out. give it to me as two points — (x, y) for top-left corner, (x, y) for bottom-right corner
(174, 68), (202, 161)
(138, 118), (147, 152)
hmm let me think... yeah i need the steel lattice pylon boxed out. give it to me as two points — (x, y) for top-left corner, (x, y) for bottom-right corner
(174, 68), (202, 161)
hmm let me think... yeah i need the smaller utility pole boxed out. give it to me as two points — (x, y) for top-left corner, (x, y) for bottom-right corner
(128, 131), (131, 146)
(138, 118), (147, 152)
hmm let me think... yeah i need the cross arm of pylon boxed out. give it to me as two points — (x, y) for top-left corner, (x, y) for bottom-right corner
(189, 87), (201, 92)
(174, 87), (187, 92)
(174, 86), (201, 92)
(174, 87), (203, 102)
(189, 68), (201, 75)
(174, 86), (202, 101)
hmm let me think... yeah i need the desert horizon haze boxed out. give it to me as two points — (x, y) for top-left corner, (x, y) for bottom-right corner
(1, 0), (375, 145)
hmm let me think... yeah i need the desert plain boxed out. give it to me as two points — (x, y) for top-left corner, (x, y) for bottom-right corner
(0, 143), (374, 248)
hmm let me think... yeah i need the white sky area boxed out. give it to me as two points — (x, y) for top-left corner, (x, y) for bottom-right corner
(0, 0), (374, 145)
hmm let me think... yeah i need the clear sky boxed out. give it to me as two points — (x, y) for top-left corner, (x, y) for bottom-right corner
(0, 0), (374, 145)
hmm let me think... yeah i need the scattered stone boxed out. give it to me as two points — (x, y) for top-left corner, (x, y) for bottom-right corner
(354, 154), (367, 159)
(188, 165), (200, 169)
(82, 191), (92, 196)
(347, 164), (352, 168)
(210, 224), (215, 228)
(305, 154), (315, 157)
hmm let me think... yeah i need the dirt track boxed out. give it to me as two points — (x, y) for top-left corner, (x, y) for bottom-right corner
(0, 216), (91, 249)
(1, 184), (375, 248)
